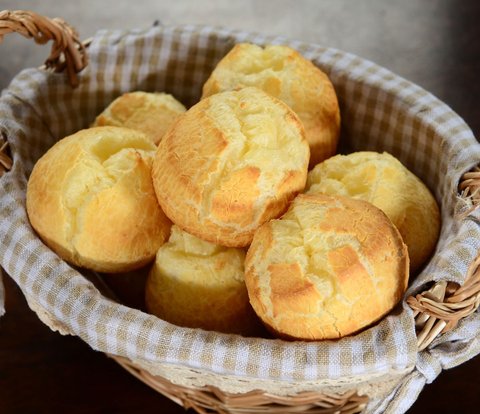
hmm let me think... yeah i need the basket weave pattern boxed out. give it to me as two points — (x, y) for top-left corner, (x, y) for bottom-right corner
(0, 10), (87, 86)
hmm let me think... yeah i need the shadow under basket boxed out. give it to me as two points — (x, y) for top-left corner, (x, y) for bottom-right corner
(1, 10), (480, 414)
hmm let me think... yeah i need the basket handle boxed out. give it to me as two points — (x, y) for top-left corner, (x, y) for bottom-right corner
(0, 10), (87, 88)
(406, 170), (480, 351)
(0, 132), (11, 176)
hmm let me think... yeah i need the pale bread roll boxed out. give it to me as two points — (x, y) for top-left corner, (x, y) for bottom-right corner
(152, 87), (310, 247)
(245, 194), (409, 340)
(306, 151), (440, 273)
(26, 126), (172, 273)
(202, 43), (340, 167)
(145, 225), (262, 335)
(93, 92), (186, 145)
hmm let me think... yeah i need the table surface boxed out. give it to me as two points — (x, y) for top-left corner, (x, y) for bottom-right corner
(1, 1), (480, 413)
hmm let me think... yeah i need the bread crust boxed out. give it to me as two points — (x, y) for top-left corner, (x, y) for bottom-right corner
(245, 194), (409, 340)
(152, 87), (310, 247)
(26, 126), (172, 273)
(145, 226), (262, 335)
(202, 43), (340, 167)
(93, 92), (186, 145)
(306, 151), (441, 273)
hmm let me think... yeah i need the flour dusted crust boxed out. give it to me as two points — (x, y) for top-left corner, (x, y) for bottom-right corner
(93, 92), (186, 145)
(145, 225), (261, 335)
(26, 126), (172, 273)
(306, 151), (441, 273)
(245, 194), (409, 340)
(152, 87), (310, 247)
(202, 43), (340, 167)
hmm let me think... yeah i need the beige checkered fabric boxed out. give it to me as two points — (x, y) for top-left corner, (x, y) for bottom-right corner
(1, 25), (480, 413)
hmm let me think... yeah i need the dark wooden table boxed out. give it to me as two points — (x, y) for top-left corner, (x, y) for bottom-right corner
(1, 2), (480, 413)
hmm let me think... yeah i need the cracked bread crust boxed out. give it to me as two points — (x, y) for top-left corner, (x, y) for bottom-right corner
(201, 43), (340, 167)
(245, 194), (409, 340)
(26, 126), (172, 273)
(93, 91), (186, 145)
(306, 151), (440, 274)
(152, 87), (310, 247)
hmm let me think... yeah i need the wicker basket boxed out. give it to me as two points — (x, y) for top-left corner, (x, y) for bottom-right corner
(1, 10), (480, 414)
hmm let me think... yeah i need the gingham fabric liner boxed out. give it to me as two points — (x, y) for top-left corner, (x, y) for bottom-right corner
(1, 25), (479, 413)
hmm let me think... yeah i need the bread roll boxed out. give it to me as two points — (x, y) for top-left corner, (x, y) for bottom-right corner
(152, 87), (310, 247)
(306, 151), (440, 273)
(93, 92), (186, 145)
(245, 194), (409, 340)
(26, 126), (172, 273)
(202, 43), (340, 167)
(145, 225), (261, 335)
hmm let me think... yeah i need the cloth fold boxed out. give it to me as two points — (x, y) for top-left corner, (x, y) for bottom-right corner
(0, 268), (5, 317)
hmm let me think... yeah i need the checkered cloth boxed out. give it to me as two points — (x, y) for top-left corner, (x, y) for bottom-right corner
(1, 25), (479, 413)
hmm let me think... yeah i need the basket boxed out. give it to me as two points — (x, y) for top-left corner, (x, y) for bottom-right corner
(1, 10), (480, 414)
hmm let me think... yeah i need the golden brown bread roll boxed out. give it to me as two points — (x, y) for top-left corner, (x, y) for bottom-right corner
(152, 87), (310, 247)
(245, 194), (409, 340)
(93, 91), (186, 145)
(26, 126), (172, 273)
(202, 43), (340, 167)
(145, 225), (262, 335)
(305, 151), (440, 273)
